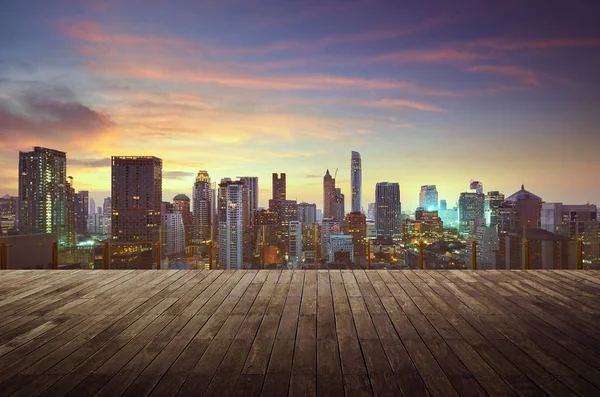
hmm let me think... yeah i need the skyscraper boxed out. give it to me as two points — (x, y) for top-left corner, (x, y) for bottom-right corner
(74, 190), (89, 235)
(162, 206), (185, 256)
(297, 202), (317, 225)
(18, 147), (73, 247)
(346, 212), (367, 261)
(470, 180), (484, 194)
(173, 194), (193, 246)
(332, 188), (345, 225)
(323, 169), (335, 219)
(497, 185), (542, 233)
(419, 185), (438, 211)
(272, 173), (286, 200)
(192, 170), (212, 242)
(440, 200), (447, 211)
(89, 197), (96, 217)
(458, 191), (485, 233)
(485, 191), (505, 228)
(111, 156), (162, 243)
(237, 176), (258, 224)
(375, 182), (401, 238)
(351, 151), (362, 213)
(289, 221), (302, 265)
(218, 179), (245, 269)
(321, 218), (340, 260)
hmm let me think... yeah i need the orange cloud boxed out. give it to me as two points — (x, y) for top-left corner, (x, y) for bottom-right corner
(468, 65), (542, 86)
(370, 48), (484, 64)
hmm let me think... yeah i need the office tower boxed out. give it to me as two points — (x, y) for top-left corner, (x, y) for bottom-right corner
(74, 190), (89, 235)
(18, 147), (74, 248)
(111, 156), (162, 243)
(297, 202), (317, 225)
(419, 185), (439, 211)
(332, 188), (345, 225)
(238, 176), (258, 224)
(440, 200), (447, 211)
(375, 182), (401, 238)
(289, 221), (303, 265)
(485, 191), (504, 227)
(316, 209), (323, 223)
(470, 180), (484, 194)
(413, 209), (443, 233)
(367, 203), (375, 220)
(472, 227), (500, 269)
(323, 169), (335, 219)
(269, 199), (298, 253)
(321, 218), (340, 260)
(0, 195), (18, 234)
(162, 207), (185, 256)
(89, 197), (96, 217)
(346, 212), (367, 261)
(351, 151), (362, 213)
(458, 191), (485, 234)
(497, 185), (542, 233)
(272, 173), (286, 200)
(329, 235), (354, 263)
(218, 179), (245, 269)
(103, 197), (111, 216)
(192, 170), (212, 242)
(173, 194), (193, 246)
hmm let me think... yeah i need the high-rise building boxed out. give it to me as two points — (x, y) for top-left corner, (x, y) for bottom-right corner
(419, 185), (438, 211)
(192, 170), (212, 242)
(218, 179), (245, 269)
(345, 212), (367, 261)
(440, 200), (447, 211)
(74, 190), (89, 236)
(497, 185), (542, 233)
(297, 202), (317, 225)
(458, 191), (485, 234)
(269, 199), (298, 255)
(332, 188), (345, 225)
(289, 221), (303, 265)
(89, 197), (96, 217)
(111, 156), (162, 243)
(18, 147), (74, 248)
(0, 195), (18, 234)
(329, 235), (354, 263)
(321, 218), (340, 260)
(367, 203), (375, 221)
(351, 151), (362, 213)
(485, 191), (505, 228)
(162, 207), (185, 257)
(103, 197), (111, 216)
(375, 182), (401, 238)
(323, 169), (335, 219)
(272, 173), (286, 201)
(237, 176), (258, 224)
(472, 227), (500, 269)
(173, 194), (193, 246)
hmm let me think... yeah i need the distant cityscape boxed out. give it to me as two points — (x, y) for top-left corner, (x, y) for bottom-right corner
(1, 146), (599, 270)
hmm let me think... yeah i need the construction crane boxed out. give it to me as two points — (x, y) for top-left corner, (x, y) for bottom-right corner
(334, 168), (338, 180)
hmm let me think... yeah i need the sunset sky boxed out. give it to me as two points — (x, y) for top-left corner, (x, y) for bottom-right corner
(1, 0), (599, 211)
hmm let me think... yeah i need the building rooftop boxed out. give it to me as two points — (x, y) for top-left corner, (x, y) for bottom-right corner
(0, 269), (598, 396)
(505, 184), (542, 202)
(173, 193), (190, 201)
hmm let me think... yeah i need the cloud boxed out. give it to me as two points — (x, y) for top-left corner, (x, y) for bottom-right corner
(69, 158), (111, 167)
(356, 98), (446, 113)
(463, 37), (600, 51)
(370, 49), (483, 64)
(468, 65), (542, 86)
(305, 174), (323, 179)
(164, 171), (196, 179)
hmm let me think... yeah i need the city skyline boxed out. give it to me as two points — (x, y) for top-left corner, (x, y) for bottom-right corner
(1, 1), (599, 210)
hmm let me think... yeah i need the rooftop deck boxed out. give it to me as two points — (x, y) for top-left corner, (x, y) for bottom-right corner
(0, 269), (599, 396)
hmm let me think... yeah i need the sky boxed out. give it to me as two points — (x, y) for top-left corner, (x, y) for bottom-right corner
(1, 0), (599, 211)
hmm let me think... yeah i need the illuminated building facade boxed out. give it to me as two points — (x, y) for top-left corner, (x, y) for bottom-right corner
(345, 211), (366, 261)
(497, 185), (542, 233)
(0, 195), (18, 234)
(192, 170), (212, 242)
(162, 207), (185, 256)
(329, 235), (354, 263)
(458, 191), (485, 234)
(375, 182), (401, 238)
(237, 176), (258, 224)
(74, 190), (89, 236)
(332, 188), (345, 225)
(173, 194), (193, 246)
(321, 218), (340, 260)
(111, 156), (162, 244)
(218, 179), (245, 269)
(18, 147), (73, 248)
(351, 151), (362, 213)
(272, 173), (286, 201)
(289, 220), (302, 265)
(419, 185), (438, 211)
(485, 191), (505, 228)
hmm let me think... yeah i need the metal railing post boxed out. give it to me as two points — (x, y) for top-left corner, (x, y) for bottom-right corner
(577, 239), (583, 270)
(1, 242), (7, 270)
(367, 240), (371, 270)
(472, 240), (477, 270)
(419, 241), (424, 270)
(524, 239), (530, 270)
(103, 241), (110, 270)
(156, 242), (161, 270)
(52, 242), (59, 270)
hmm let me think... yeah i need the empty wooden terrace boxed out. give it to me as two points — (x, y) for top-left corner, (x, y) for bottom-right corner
(0, 269), (599, 396)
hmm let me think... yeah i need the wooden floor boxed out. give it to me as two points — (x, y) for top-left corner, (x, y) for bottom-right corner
(0, 270), (599, 397)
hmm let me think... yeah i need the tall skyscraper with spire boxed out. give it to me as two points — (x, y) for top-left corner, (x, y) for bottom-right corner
(351, 151), (362, 213)
(192, 170), (212, 242)
(323, 169), (335, 219)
